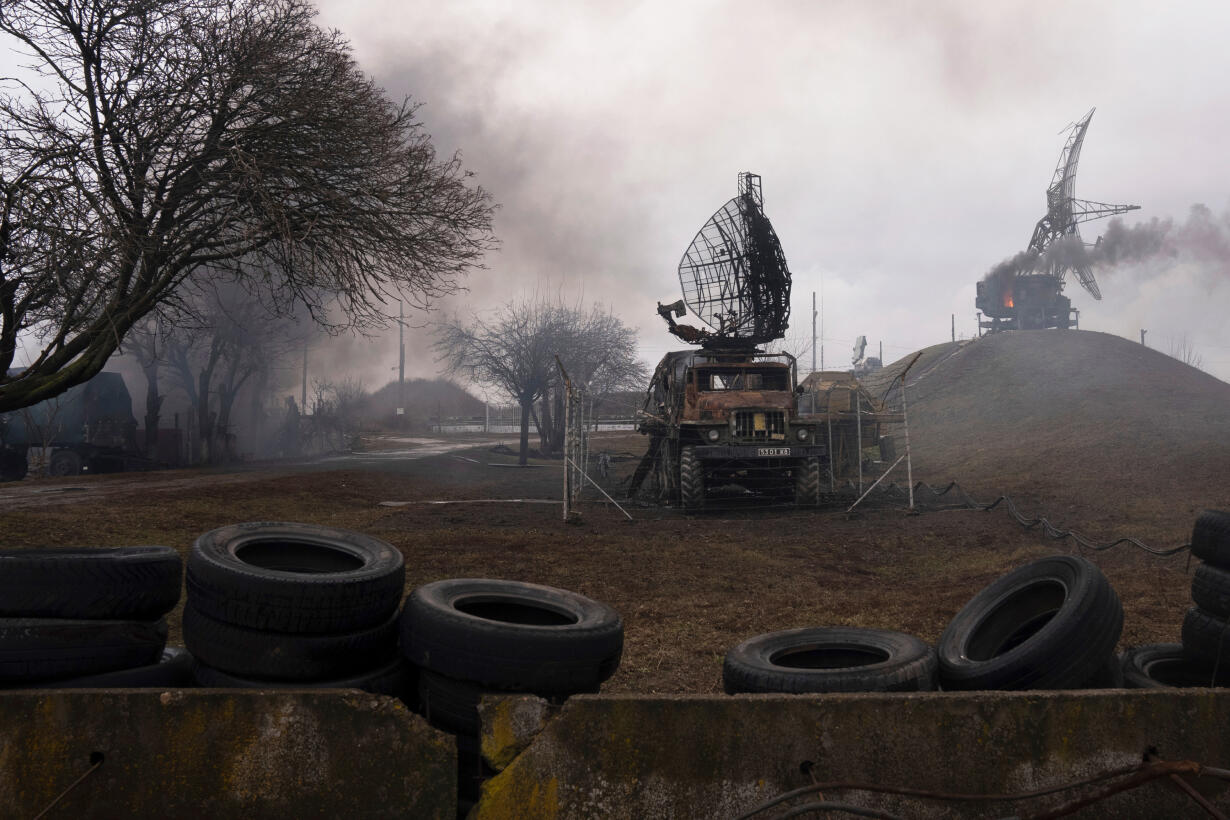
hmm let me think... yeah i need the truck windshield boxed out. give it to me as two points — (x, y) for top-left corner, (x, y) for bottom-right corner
(700, 370), (788, 391)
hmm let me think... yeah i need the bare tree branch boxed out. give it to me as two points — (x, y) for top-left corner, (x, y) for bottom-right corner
(0, 0), (496, 412)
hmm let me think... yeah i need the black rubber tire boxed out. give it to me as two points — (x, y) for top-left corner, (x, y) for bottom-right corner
(1192, 562), (1230, 618)
(418, 668), (525, 736)
(1123, 643), (1230, 688)
(192, 655), (414, 697)
(679, 446), (704, 511)
(48, 449), (83, 476)
(1190, 510), (1230, 567)
(402, 578), (623, 693)
(1080, 652), (1125, 689)
(794, 457), (821, 507)
(1180, 607), (1230, 667)
(39, 646), (196, 688)
(186, 521), (404, 633)
(0, 617), (167, 684)
(722, 627), (937, 694)
(182, 602), (399, 681)
(937, 556), (1123, 691)
(0, 546), (182, 620)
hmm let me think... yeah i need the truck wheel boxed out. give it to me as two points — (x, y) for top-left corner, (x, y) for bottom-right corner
(48, 450), (83, 476)
(722, 626), (937, 693)
(679, 446), (704, 511)
(794, 457), (821, 507)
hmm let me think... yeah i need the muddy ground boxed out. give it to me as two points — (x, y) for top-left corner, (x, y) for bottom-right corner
(0, 418), (1200, 694)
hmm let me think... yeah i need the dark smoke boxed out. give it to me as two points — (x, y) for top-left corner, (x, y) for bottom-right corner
(983, 205), (1230, 285)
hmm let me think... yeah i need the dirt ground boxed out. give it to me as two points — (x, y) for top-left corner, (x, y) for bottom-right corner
(0, 417), (1201, 695)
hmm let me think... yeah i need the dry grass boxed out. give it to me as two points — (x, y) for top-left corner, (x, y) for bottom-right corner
(0, 329), (1218, 693)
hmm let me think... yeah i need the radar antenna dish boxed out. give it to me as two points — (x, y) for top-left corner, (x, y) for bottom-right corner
(675, 172), (791, 347)
(1026, 108), (1139, 299)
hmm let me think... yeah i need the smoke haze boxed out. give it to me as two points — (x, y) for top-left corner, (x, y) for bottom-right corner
(49, 0), (1221, 391)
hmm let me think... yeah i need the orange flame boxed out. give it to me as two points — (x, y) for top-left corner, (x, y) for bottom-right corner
(1003, 288), (1014, 309)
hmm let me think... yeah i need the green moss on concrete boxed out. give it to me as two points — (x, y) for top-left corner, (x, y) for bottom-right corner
(0, 691), (455, 819)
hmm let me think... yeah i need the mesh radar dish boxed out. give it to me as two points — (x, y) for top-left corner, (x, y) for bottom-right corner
(677, 172), (791, 347)
(1026, 107), (1139, 299)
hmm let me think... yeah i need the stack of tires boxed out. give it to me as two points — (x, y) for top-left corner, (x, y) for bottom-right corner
(399, 579), (624, 811)
(0, 547), (191, 687)
(1122, 510), (1230, 688)
(184, 522), (411, 695)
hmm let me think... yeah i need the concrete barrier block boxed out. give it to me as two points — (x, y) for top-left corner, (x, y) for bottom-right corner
(0, 690), (455, 818)
(475, 690), (1230, 819)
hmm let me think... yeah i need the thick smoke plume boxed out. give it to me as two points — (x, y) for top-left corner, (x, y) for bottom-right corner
(982, 205), (1230, 289)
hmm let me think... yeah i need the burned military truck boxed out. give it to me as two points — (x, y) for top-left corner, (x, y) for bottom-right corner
(630, 172), (898, 509)
(629, 173), (821, 508)
(632, 347), (828, 509)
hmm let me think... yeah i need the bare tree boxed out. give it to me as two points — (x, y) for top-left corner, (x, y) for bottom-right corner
(1168, 333), (1205, 371)
(0, 0), (495, 412)
(162, 283), (307, 463)
(539, 305), (646, 451)
(434, 298), (645, 465)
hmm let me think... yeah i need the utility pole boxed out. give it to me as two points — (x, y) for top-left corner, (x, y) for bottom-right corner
(1140, 329), (1148, 347)
(951, 314), (955, 342)
(398, 301), (406, 428)
(301, 342), (307, 411)
(879, 340), (883, 365)
(811, 292), (817, 374)
(819, 275), (824, 372)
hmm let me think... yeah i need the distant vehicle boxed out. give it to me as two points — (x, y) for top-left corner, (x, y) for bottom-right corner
(0, 372), (144, 480)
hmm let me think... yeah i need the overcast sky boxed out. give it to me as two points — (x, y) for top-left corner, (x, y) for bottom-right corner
(11, 1), (1230, 394)
(305, 0), (1230, 389)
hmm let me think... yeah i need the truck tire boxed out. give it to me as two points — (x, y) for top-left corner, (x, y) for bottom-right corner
(182, 602), (399, 681)
(192, 655), (413, 697)
(1192, 562), (1230, 618)
(794, 457), (821, 507)
(937, 556), (1123, 690)
(401, 578), (623, 693)
(186, 522), (404, 633)
(0, 617), (167, 684)
(40, 646), (195, 688)
(48, 450), (83, 476)
(1180, 607), (1230, 667)
(1122, 643), (1230, 688)
(722, 627), (937, 694)
(679, 446), (704, 511)
(1190, 510), (1230, 567)
(0, 546), (182, 620)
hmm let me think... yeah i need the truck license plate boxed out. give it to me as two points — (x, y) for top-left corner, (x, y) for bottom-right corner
(757, 447), (791, 457)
